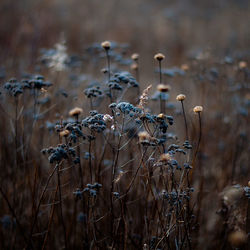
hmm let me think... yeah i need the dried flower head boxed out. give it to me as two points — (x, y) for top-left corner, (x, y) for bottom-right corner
(41, 38), (68, 71)
(181, 64), (189, 71)
(238, 61), (247, 69)
(131, 53), (139, 61)
(69, 107), (83, 117)
(138, 131), (151, 143)
(193, 106), (203, 113)
(139, 85), (152, 109)
(157, 113), (165, 119)
(131, 63), (138, 71)
(228, 230), (247, 248)
(60, 130), (70, 137)
(159, 153), (172, 162)
(154, 53), (165, 61)
(101, 41), (111, 50)
(176, 94), (186, 101)
(248, 181), (250, 187)
(157, 84), (171, 93)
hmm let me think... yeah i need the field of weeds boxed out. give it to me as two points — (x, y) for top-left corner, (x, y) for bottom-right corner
(0, 0), (249, 249)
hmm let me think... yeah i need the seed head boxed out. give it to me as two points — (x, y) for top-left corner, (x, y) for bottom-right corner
(139, 85), (152, 109)
(154, 53), (165, 61)
(131, 63), (138, 71)
(69, 107), (83, 117)
(157, 113), (165, 119)
(131, 53), (139, 61)
(176, 94), (186, 101)
(157, 84), (171, 93)
(193, 106), (203, 113)
(60, 130), (70, 137)
(101, 41), (111, 50)
(138, 131), (150, 143)
(159, 153), (172, 162)
(248, 180), (250, 187)
(238, 61), (247, 69)
(181, 64), (189, 71)
(228, 230), (247, 248)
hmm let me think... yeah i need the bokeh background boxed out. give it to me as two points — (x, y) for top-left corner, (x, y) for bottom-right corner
(1, 0), (249, 72)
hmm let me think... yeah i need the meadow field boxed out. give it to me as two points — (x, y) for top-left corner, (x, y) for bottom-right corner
(0, 0), (249, 249)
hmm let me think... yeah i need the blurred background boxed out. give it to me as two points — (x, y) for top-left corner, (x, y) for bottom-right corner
(0, 0), (249, 72)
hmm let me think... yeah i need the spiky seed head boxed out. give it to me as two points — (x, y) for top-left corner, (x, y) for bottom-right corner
(60, 130), (70, 137)
(228, 230), (247, 248)
(157, 84), (171, 93)
(193, 106), (203, 113)
(154, 53), (165, 61)
(176, 94), (186, 101)
(131, 63), (138, 70)
(69, 107), (83, 116)
(131, 53), (139, 61)
(101, 41), (111, 50)
(138, 131), (150, 142)
(159, 153), (172, 162)
(238, 61), (247, 69)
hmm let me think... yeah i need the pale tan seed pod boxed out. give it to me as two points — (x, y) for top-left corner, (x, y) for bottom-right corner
(176, 94), (186, 101)
(159, 153), (172, 162)
(228, 230), (247, 248)
(130, 63), (138, 71)
(248, 180), (250, 187)
(181, 64), (189, 71)
(60, 130), (70, 137)
(238, 61), (247, 69)
(193, 106), (203, 113)
(138, 131), (151, 143)
(157, 113), (165, 119)
(154, 53), (165, 61)
(69, 107), (83, 117)
(101, 41), (111, 50)
(131, 53), (139, 61)
(157, 84), (171, 93)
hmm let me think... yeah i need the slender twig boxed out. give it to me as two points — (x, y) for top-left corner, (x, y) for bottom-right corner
(57, 163), (68, 250)
(27, 164), (58, 248)
(181, 100), (189, 141)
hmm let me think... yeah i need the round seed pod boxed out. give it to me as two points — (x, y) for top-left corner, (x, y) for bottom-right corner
(193, 106), (203, 113)
(131, 53), (139, 61)
(176, 94), (186, 101)
(101, 41), (111, 50)
(157, 84), (171, 93)
(154, 53), (165, 61)
(69, 107), (83, 117)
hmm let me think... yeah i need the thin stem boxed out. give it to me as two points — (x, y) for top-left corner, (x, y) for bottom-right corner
(57, 164), (68, 250)
(15, 96), (18, 168)
(159, 61), (162, 83)
(106, 50), (111, 82)
(27, 164), (58, 248)
(88, 138), (93, 183)
(181, 100), (189, 141)
(41, 183), (59, 250)
(192, 112), (202, 170)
